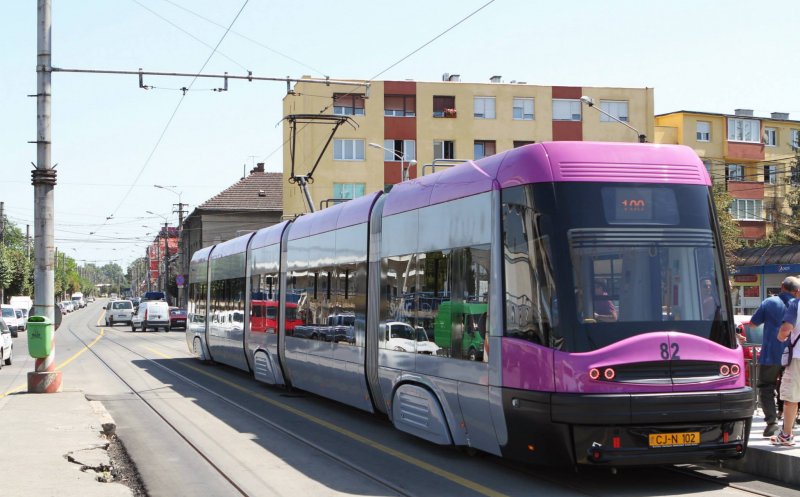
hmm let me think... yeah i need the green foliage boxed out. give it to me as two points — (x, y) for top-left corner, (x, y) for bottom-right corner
(711, 182), (743, 271)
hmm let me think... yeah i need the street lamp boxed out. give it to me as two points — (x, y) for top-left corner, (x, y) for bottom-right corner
(579, 96), (647, 143)
(368, 142), (417, 182)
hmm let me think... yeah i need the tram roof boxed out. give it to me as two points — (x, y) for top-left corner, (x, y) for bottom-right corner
(288, 191), (381, 240)
(383, 142), (708, 217)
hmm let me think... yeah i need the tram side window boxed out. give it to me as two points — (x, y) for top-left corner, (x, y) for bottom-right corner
(380, 254), (418, 351)
(188, 282), (207, 324)
(333, 262), (361, 345)
(502, 194), (557, 346)
(250, 273), (279, 333)
(435, 245), (490, 361)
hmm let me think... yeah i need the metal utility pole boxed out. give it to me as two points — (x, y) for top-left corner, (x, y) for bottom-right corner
(0, 201), (4, 305)
(30, 0), (61, 393)
(163, 222), (169, 305)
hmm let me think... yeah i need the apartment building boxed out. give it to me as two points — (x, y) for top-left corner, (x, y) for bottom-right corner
(656, 109), (800, 314)
(281, 75), (655, 217)
(656, 109), (800, 242)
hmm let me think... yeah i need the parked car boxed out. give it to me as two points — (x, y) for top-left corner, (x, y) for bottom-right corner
(734, 314), (762, 386)
(1, 305), (20, 338)
(0, 318), (12, 367)
(169, 307), (187, 330)
(131, 300), (170, 332)
(15, 309), (26, 331)
(105, 299), (134, 326)
(381, 321), (441, 355)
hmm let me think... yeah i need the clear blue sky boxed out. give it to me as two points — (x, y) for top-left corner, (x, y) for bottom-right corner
(2, 0), (798, 269)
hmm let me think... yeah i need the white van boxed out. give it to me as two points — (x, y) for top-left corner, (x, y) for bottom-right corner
(71, 292), (85, 309)
(131, 300), (170, 332)
(105, 300), (134, 326)
(1, 305), (21, 338)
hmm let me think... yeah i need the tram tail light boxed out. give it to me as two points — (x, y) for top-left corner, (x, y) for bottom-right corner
(730, 364), (740, 375)
(720, 364), (730, 376)
(603, 368), (616, 380)
(723, 432), (729, 443)
(612, 436), (621, 449)
(589, 368), (601, 380)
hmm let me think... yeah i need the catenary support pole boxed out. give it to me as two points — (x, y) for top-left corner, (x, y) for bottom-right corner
(30, 0), (61, 393)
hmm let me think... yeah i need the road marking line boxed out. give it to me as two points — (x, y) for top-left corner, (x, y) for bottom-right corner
(0, 321), (105, 399)
(145, 347), (509, 497)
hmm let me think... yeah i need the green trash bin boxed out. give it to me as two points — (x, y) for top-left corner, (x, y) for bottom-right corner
(27, 316), (53, 358)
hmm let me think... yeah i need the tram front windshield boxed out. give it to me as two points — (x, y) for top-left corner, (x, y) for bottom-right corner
(501, 183), (733, 353)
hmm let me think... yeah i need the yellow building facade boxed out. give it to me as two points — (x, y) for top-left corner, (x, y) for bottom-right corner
(655, 110), (800, 243)
(282, 76), (655, 218)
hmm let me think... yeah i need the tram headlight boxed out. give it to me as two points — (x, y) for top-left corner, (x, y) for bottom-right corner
(730, 364), (740, 375)
(589, 368), (601, 380)
(720, 364), (730, 376)
(603, 368), (616, 380)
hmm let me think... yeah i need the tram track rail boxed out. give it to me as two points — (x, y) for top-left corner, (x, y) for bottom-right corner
(67, 320), (423, 497)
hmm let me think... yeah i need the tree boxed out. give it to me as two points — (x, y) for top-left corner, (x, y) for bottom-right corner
(712, 182), (742, 272)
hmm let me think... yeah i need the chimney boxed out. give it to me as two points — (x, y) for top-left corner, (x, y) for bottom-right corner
(734, 109), (754, 117)
(448, 74), (461, 82)
(771, 112), (789, 120)
(442, 73), (449, 81)
(251, 162), (265, 174)
(490, 75), (502, 83)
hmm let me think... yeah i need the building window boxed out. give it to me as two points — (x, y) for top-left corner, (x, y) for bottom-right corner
(599, 100), (629, 122)
(384, 95), (415, 117)
(764, 127), (777, 147)
(702, 159), (713, 178)
(333, 183), (366, 200)
(514, 140), (535, 148)
(434, 140), (455, 160)
(513, 98), (534, 120)
(333, 139), (365, 161)
(474, 97), (496, 119)
(727, 118), (760, 143)
(552, 99), (581, 121)
(764, 165), (777, 184)
(792, 129), (800, 149)
(333, 94), (365, 116)
(382, 139), (416, 161)
(730, 199), (763, 221)
(474, 140), (496, 160)
(726, 164), (744, 182)
(433, 96), (456, 118)
(696, 121), (711, 142)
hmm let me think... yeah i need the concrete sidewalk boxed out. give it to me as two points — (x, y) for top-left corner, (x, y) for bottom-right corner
(0, 389), (133, 497)
(2, 389), (800, 495)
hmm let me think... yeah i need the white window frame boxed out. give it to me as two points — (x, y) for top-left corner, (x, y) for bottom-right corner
(333, 183), (366, 200)
(512, 97), (534, 120)
(764, 164), (777, 184)
(382, 139), (416, 161)
(599, 100), (629, 122)
(473, 97), (496, 119)
(696, 121), (711, 142)
(727, 118), (761, 143)
(333, 139), (365, 161)
(433, 140), (455, 160)
(730, 199), (763, 221)
(552, 99), (581, 121)
(764, 127), (777, 147)
(727, 164), (744, 182)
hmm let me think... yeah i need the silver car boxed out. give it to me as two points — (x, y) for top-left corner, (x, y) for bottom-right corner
(0, 318), (13, 367)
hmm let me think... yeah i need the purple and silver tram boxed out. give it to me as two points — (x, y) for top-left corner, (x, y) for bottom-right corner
(187, 141), (752, 466)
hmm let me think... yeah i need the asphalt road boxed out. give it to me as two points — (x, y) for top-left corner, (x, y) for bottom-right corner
(5, 300), (800, 497)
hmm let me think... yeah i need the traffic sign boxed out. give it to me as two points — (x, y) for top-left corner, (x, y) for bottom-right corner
(176, 274), (185, 286)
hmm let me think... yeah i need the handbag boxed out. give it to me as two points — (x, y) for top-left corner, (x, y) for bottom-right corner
(781, 334), (800, 366)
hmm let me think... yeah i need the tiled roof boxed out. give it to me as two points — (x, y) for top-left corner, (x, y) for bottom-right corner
(735, 245), (800, 266)
(198, 166), (283, 212)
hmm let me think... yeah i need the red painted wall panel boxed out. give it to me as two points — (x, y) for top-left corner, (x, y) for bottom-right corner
(552, 86), (582, 99)
(727, 142), (764, 161)
(384, 80), (416, 94)
(738, 221), (766, 239)
(727, 181), (764, 200)
(384, 117), (416, 140)
(553, 121), (583, 141)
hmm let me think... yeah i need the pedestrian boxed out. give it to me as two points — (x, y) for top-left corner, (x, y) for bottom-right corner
(749, 276), (798, 437)
(772, 279), (800, 446)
